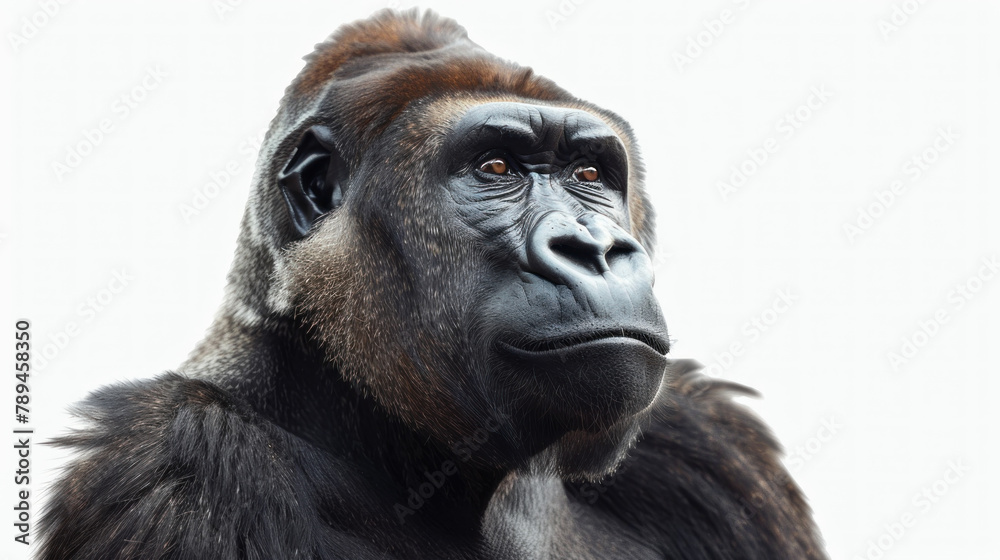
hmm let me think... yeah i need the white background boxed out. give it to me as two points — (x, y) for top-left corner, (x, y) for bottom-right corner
(2, 1), (998, 558)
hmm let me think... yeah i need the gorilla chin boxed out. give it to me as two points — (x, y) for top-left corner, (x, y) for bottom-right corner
(498, 334), (669, 431)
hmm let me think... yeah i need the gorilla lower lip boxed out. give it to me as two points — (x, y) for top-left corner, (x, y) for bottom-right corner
(503, 329), (669, 355)
(498, 331), (669, 429)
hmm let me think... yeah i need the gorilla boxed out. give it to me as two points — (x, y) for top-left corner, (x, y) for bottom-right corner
(40, 10), (826, 559)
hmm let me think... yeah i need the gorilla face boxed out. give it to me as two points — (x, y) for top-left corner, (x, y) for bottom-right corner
(280, 99), (668, 478)
(442, 102), (669, 431)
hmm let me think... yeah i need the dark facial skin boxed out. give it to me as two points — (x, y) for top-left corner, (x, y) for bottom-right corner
(442, 102), (669, 432)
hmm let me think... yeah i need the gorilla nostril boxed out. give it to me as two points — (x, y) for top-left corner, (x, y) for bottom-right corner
(551, 242), (607, 275)
(605, 245), (631, 265)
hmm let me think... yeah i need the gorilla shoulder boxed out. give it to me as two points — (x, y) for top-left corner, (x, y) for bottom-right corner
(582, 360), (826, 559)
(38, 374), (326, 559)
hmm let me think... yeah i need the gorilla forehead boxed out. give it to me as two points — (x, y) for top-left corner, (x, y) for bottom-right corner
(443, 102), (628, 168)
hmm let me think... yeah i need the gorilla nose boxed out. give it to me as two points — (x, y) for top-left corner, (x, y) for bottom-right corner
(525, 213), (649, 286)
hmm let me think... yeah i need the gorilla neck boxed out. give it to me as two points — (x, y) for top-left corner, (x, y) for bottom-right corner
(184, 316), (517, 522)
(183, 315), (638, 527)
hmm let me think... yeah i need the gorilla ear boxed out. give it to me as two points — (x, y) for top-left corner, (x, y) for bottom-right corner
(278, 125), (347, 238)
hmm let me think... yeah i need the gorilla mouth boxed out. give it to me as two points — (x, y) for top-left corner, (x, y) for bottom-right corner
(502, 329), (669, 356)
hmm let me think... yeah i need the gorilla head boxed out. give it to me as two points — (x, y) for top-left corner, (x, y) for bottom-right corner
(204, 10), (669, 481)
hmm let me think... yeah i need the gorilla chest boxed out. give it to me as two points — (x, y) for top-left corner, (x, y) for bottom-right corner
(332, 479), (663, 560)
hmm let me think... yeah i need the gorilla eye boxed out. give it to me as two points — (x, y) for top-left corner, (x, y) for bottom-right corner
(574, 165), (599, 182)
(479, 157), (509, 175)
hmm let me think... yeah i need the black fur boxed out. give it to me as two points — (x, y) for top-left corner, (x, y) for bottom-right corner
(39, 10), (826, 559)
(41, 362), (824, 559)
